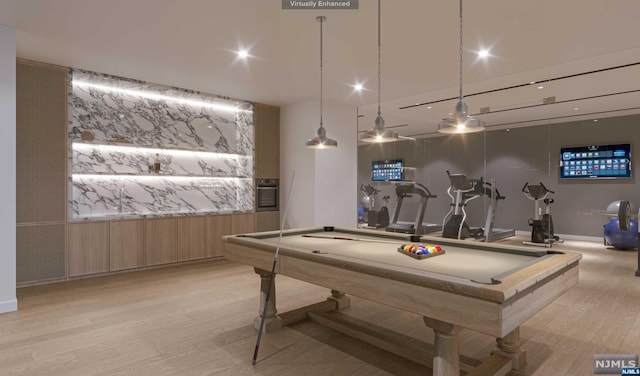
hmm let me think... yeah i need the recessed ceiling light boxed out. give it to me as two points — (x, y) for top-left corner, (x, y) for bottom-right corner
(573, 107), (579, 111)
(529, 81), (536, 85)
(427, 106), (432, 109)
(593, 119), (599, 122)
(478, 49), (490, 59)
(354, 83), (363, 91)
(505, 128), (511, 132)
(237, 49), (249, 59)
(448, 112), (453, 115)
(537, 86), (544, 89)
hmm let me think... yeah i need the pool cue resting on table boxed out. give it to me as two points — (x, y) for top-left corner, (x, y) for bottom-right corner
(302, 233), (421, 244)
(251, 170), (295, 365)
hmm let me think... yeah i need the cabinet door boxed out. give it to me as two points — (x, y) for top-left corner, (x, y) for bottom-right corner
(206, 215), (232, 258)
(254, 104), (280, 178)
(68, 222), (109, 277)
(110, 220), (144, 271)
(232, 213), (256, 235)
(145, 218), (177, 266)
(256, 211), (280, 232)
(177, 216), (207, 261)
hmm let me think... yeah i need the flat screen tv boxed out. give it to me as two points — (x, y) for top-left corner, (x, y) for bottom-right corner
(560, 144), (631, 179)
(372, 159), (403, 182)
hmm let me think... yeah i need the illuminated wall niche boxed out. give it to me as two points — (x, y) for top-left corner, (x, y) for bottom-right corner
(68, 69), (254, 220)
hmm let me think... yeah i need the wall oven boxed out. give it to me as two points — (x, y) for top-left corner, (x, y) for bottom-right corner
(256, 178), (279, 212)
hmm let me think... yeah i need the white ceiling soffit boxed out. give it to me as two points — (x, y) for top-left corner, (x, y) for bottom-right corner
(358, 48), (640, 139)
(0, 0), (639, 129)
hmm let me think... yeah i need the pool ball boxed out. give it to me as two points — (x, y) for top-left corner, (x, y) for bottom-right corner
(435, 246), (443, 252)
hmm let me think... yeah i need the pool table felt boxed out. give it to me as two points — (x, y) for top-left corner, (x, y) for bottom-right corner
(228, 226), (581, 302)
(262, 231), (546, 284)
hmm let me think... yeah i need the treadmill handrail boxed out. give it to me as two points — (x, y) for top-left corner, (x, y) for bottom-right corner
(396, 182), (437, 199)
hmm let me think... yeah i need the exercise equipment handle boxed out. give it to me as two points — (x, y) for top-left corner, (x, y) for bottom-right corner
(538, 182), (554, 194)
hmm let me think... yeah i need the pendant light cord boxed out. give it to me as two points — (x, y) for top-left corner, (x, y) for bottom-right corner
(377, 0), (382, 117)
(458, 0), (464, 101)
(319, 16), (324, 127)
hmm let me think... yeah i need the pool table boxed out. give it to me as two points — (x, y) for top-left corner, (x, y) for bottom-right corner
(223, 226), (581, 376)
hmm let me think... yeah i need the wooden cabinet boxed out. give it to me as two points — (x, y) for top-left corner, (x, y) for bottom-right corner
(256, 211), (280, 232)
(16, 60), (68, 284)
(145, 218), (177, 266)
(110, 220), (144, 271)
(206, 215), (233, 258)
(177, 216), (207, 261)
(255, 104), (280, 178)
(232, 213), (256, 235)
(68, 222), (109, 277)
(65, 213), (254, 279)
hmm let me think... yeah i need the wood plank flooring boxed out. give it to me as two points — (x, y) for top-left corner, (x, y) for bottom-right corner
(0, 236), (638, 375)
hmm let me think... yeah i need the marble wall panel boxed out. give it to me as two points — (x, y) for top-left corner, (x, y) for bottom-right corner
(71, 176), (254, 218)
(68, 69), (255, 220)
(71, 144), (253, 177)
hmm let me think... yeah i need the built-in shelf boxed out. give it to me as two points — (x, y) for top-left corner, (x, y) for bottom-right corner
(72, 141), (252, 158)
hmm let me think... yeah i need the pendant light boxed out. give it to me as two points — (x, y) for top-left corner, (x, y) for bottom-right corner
(360, 0), (398, 143)
(438, 0), (485, 134)
(305, 16), (338, 149)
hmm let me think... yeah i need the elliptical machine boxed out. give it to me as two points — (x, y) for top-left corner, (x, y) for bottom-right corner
(441, 170), (514, 242)
(522, 182), (562, 247)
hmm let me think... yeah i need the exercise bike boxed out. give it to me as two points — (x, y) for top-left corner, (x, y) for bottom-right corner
(360, 184), (390, 229)
(522, 182), (562, 247)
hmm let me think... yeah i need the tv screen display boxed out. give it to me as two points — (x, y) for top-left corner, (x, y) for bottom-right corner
(372, 159), (403, 181)
(560, 144), (631, 179)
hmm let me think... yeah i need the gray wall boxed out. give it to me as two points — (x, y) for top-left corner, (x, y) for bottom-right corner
(358, 114), (640, 237)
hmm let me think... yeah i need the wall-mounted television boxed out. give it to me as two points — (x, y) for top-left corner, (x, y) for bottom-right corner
(372, 159), (403, 181)
(560, 144), (631, 179)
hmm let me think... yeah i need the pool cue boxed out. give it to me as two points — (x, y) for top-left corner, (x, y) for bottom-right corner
(302, 234), (410, 245)
(252, 170), (295, 366)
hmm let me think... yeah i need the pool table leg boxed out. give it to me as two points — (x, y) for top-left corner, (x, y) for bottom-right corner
(327, 289), (351, 310)
(423, 317), (462, 376)
(493, 327), (527, 370)
(253, 268), (282, 333)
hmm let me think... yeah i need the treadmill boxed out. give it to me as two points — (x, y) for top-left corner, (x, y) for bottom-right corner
(386, 182), (441, 235)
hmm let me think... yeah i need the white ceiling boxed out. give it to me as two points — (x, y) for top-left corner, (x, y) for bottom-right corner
(1, 0), (639, 137)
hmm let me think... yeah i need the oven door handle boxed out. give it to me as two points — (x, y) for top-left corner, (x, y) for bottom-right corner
(257, 186), (278, 190)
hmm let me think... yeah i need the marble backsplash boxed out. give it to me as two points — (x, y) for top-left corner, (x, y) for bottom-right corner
(68, 69), (255, 220)
(70, 175), (254, 218)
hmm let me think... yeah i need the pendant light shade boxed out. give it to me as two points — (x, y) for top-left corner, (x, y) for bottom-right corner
(305, 125), (338, 148)
(438, 0), (485, 134)
(360, 115), (398, 142)
(360, 0), (398, 143)
(306, 16), (337, 149)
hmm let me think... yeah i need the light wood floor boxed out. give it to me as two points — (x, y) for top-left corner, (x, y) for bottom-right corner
(1, 236), (638, 376)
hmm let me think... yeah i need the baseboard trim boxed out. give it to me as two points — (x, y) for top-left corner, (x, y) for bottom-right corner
(515, 230), (603, 243)
(0, 298), (17, 314)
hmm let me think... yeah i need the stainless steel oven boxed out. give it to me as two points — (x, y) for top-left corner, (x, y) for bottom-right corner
(256, 178), (279, 212)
